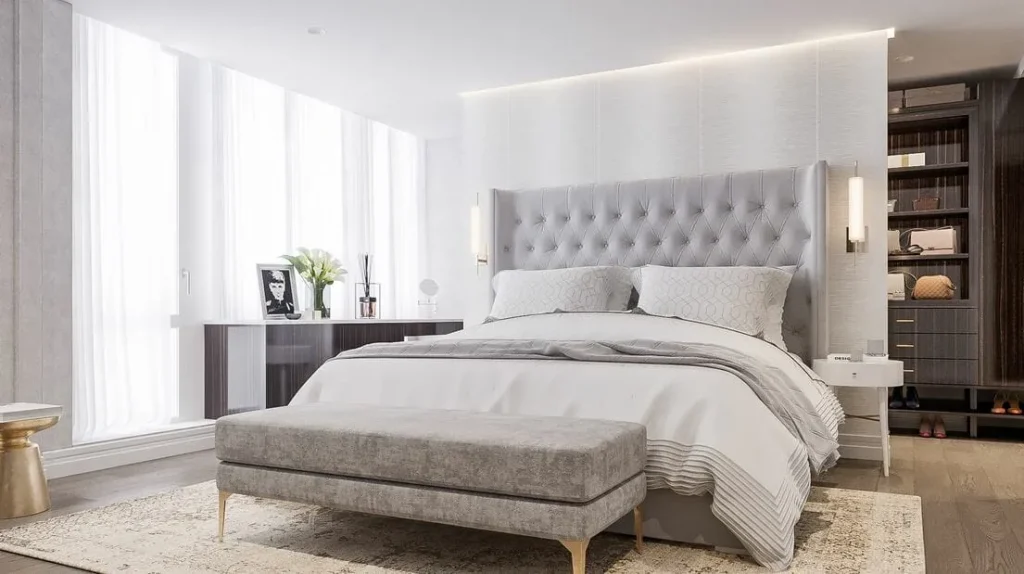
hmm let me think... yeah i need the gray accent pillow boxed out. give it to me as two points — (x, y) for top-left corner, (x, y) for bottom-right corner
(490, 267), (634, 319)
(636, 265), (793, 347)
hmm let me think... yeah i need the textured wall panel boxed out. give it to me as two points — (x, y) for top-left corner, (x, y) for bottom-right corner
(2, 0), (73, 448)
(817, 33), (889, 428)
(699, 43), (818, 173)
(0, 0), (15, 403)
(596, 62), (701, 181)
(462, 92), (510, 193)
(508, 80), (599, 188)
(424, 137), (473, 319)
(462, 93), (511, 318)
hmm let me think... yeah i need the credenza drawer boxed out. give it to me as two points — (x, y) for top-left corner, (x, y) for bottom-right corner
(900, 358), (978, 385)
(889, 333), (978, 360)
(889, 307), (977, 334)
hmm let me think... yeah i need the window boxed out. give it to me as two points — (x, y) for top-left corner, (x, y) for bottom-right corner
(72, 16), (180, 442)
(72, 17), (425, 443)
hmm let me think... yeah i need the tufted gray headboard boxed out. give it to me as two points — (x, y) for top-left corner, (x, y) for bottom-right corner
(492, 161), (828, 362)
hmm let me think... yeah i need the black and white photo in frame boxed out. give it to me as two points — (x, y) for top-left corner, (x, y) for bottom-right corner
(257, 264), (298, 319)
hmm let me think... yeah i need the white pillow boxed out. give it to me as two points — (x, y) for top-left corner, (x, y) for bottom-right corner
(489, 267), (634, 319)
(636, 265), (793, 347)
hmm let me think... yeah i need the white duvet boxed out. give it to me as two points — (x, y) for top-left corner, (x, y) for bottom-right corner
(291, 312), (843, 571)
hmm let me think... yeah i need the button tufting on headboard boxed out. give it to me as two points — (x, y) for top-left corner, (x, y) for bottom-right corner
(491, 162), (827, 363)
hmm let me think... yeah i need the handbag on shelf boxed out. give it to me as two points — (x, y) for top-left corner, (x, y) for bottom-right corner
(912, 275), (956, 300)
(905, 226), (958, 255)
(887, 272), (907, 301)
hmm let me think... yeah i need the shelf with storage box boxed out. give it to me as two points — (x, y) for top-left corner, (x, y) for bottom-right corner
(887, 79), (1024, 440)
(887, 253), (968, 262)
(887, 162), (970, 177)
(887, 208), (969, 220)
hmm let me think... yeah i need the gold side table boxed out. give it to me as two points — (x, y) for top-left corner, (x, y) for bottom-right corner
(0, 403), (63, 519)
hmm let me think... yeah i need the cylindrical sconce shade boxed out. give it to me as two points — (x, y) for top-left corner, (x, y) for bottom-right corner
(470, 204), (482, 255)
(848, 175), (865, 243)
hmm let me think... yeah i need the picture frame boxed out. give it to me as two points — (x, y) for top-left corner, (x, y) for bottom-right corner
(256, 264), (299, 320)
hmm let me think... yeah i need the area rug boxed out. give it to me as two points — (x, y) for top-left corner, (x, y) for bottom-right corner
(0, 481), (923, 573)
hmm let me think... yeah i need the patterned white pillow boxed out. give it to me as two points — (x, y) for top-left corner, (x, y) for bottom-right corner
(490, 267), (634, 319)
(636, 265), (793, 347)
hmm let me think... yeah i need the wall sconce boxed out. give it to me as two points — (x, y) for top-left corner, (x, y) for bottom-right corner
(470, 194), (489, 269)
(846, 161), (866, 252)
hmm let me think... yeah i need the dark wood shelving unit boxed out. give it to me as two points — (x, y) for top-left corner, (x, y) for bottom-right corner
(888, 208), (969, 220)
(888, 162), (970, 177)
(888, 253), (968, 262)
(887, 85), (983, 438)
(888, 79), (1024, 440)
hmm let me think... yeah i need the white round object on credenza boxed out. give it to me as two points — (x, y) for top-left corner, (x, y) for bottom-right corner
(418, 279), (439, 318)
(419, 279), (439, 298)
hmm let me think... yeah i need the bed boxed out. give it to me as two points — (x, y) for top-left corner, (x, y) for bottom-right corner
(290, 161), (841, 571)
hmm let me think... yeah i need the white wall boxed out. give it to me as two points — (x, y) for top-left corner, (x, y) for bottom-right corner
(0, 0), (73, 449)
(425, 30), (890, 459)
(424, 137), (472, 318)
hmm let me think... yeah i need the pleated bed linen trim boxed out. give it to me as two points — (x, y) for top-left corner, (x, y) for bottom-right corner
(644, 440), (809, 571)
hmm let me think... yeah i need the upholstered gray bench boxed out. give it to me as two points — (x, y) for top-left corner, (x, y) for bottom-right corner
(215, 404), (647, 574)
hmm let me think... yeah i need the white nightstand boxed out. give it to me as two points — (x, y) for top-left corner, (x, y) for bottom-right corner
(812, 359), (904, 477)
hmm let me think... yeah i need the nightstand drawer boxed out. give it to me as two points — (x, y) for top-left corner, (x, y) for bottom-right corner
(900, 358), (978, 385)
(889, 308), (977, 334)
(889, 333), (978, 360)
(811, 359), (903, 387)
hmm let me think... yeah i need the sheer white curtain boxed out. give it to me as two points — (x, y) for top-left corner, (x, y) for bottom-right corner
(211, 70), (287, 320)
(72, 16), (180, 443)
(212, 67), (423, 320)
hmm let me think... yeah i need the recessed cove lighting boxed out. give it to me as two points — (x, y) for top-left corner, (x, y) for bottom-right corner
(307, 27), (327, 36)
(894, 55), (914, 63)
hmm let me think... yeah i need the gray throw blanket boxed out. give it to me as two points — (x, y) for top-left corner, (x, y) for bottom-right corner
(335, 339), (839, 474)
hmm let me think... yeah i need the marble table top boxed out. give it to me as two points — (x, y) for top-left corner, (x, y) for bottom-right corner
(0, 403), (63, 423)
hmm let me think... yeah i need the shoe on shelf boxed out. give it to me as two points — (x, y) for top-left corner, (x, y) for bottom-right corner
(904, 386), (921, 409)
(992, 393), (1008, 414)
(1009, 394), (1022, 416)
(889, 387), (905, 409)
(918, 415), (932, 438)
(933, 417), (947, 439)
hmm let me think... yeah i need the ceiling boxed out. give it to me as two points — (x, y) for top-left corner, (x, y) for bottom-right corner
(73, 0), (1024, 138)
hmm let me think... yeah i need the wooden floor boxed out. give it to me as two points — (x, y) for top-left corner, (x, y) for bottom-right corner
(1, 436), (1022, 572)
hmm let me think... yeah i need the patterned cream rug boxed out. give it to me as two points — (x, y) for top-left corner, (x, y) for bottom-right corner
(0, 481), (923, 573)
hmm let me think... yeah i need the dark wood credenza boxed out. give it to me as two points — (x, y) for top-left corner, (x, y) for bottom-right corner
(205, 319), (463, 419)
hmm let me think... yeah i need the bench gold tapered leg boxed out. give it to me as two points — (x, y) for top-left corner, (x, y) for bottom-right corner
(634, 506), (644, 552)
(560, 538), (589, 574)
(218, 491), (232, 542)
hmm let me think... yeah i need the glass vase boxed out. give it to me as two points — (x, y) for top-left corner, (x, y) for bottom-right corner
(311, 282), (330, 319)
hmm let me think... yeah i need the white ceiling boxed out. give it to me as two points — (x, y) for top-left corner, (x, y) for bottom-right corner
(73, 0), (1024, 138)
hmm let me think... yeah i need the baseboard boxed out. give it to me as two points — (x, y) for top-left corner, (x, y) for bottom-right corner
(839, 432), (883, 461)
(43, 422), (215, 480)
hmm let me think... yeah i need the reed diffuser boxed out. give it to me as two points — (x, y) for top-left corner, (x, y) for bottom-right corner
(357, 254), (378, 319)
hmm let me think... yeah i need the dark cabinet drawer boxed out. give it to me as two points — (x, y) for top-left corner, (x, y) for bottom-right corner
(889, 307), (978, 334)
(889, 333), (978, 360)
(900, 358), (978, 385)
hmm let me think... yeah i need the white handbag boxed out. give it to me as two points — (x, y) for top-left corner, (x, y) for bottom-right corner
(887, 273), (906, 301)
(908, 227), (957, 255)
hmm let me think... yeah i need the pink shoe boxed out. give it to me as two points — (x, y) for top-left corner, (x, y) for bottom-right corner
(918, 416), (932, 438)
(933, 417), (946, 439)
